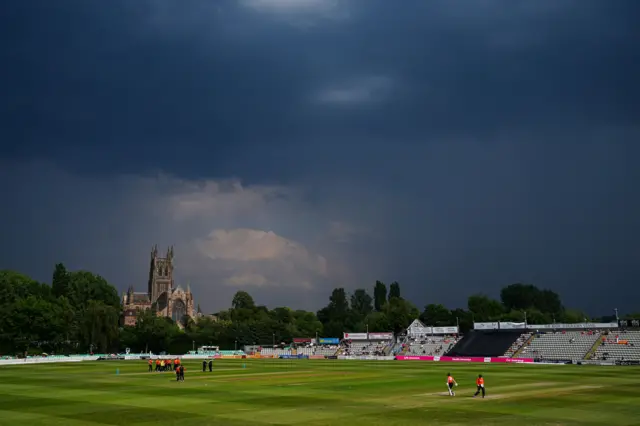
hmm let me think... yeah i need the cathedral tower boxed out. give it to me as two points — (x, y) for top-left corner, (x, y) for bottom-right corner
(148, 245), (174, 303)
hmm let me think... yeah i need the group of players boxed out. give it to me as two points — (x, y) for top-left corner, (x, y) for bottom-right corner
(446, 373), (486, 398)
(147, 358), (185, 381)
(148, 358), (181, 372)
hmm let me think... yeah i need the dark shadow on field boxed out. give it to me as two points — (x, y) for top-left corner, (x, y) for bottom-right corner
(0, 374), (130, 391)
(1, 393), (88, 411)
(0, 393), (204, 425)
(64, 407), (202, 425)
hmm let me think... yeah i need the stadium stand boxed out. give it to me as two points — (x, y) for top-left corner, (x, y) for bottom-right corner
(399, 336), (457, 356)
(256, 343), (339, 357)
(340, 340), (393, 356)
(514, 330), (601, 361)
(593, 330), (640, 361)
(258, 347), (293, 357)
(313, 345), (339, 356)
(188, 350), (244, 356)
(447, 331), (522, 357)
(503, 332), (532, 357)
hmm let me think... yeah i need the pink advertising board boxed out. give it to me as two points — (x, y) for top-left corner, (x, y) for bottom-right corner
(395, 355), (533, 364)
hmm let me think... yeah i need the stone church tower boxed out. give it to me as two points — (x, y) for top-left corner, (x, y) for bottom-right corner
(148, 244), (175, 303)
(122, 245), (196, 327)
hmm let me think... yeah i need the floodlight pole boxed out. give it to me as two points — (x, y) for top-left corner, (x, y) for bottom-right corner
(614, 308), (619, 322)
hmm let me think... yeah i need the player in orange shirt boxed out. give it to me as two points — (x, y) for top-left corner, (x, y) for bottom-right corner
(446, 373), (458, 396)
(473, 374), (485, 398)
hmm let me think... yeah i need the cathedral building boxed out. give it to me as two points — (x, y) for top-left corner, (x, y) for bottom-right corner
(122, 245), (198, 327)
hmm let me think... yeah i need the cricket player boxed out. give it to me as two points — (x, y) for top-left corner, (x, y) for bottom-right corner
(474, 374), (485, 398)
(446, 373), (458, 396)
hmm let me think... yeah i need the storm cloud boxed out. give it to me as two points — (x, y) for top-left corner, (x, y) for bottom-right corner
(1, 0), (639, 314)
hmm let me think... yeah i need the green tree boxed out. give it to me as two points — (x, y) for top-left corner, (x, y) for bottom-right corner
(420, 304), (452, 326)
(450, 308), (472, 333)
(66, 271), (119, 309)
(501, 309), (526, 323)
(327, 288), (349, 322)
(499, 283), (564, 315)
(322, 321), (346, 338)
(134, 309), (180, 353)
(79, 300), (120, 353)
(350, 289), (373, 318)
(0, 270), (49, 306)
(292, 310), (323, 338)
(271, 307), (294, 325)
(500, 283), (539, 312)
(6, 296), (60, 352)
(535, 289), (564, 315)
(316, 288), (351, 336)
(51, 263), (70, 298)
(54, 296), (77, 350)
(373, 281), (387, 311)
(562, 309), (589, 323)
(467, 294), (504, 321)
(231, 291), (255, 311)
(385, 298), (419, 333)
(364, 311), (390, 332)
(388, 282), (401, 300)
(522, 308), (551, 325)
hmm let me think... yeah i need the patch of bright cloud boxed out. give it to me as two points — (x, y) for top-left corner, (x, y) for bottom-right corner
(238, 0), (349, 26)
(314, 76), (394, 105)
(0, 161), (356, 310)
(240, 0), (339, 15)
(225, 273), (269, 287)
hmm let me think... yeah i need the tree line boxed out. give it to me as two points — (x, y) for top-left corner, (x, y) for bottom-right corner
(0, 265), (636, 356)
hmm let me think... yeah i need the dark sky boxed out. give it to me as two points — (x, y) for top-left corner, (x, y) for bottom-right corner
(1, 0), (639, 316)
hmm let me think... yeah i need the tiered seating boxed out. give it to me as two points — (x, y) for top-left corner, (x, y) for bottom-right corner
(503, 332), (532, 357)
(313, 346), (338, 356)
(258, 348), (292, 357)
(593, 331), (640, 361)
(342, 340), (391, 356)
(515, 331), (601, 361)
(191, 350), (245, 356)
(257, 344), (337, 357)
(401, 336), (457, 356)
(296, 347), (313, 356)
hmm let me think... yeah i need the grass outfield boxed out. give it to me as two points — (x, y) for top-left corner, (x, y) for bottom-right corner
(1, 359), (639, 425)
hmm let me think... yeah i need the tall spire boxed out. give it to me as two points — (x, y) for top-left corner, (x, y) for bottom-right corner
(197, 303), (202, 314)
